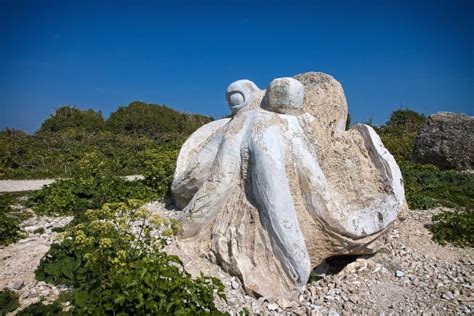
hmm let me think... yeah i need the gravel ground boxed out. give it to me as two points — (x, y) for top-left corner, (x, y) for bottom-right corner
(164, 207), (473, 315)
(1, 203), (472, 315)
(0, 175), (143, 193)
(0, 213), (73, 312)
(0, 180), (56, 192)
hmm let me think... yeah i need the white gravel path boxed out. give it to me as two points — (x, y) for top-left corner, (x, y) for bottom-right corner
(0, 175), (143, 193)
(0, 180), (56, 192)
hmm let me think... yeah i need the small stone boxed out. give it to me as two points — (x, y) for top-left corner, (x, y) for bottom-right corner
(226, 297), (236, 306)
(309, 303), (321, 310)
(442, 291), (454, 300)
(395, 270), (405, 278)
(267, 303), (279, 311)
(28, 288), (38, 297)
(328, 307), (340, 316)
(277, 298), (292, 309)
(299, 294), (305, 303)
(20, 291), (29, 299)
(340, 293), (348, 301)
(349, 296), (359, 304)
(12, 280), (24, 290)
(231, 279), (239, 289)
(252, 301), (261, 313)
(324, 295), (335, 301)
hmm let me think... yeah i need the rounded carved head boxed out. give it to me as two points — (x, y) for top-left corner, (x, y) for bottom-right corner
(226, 79), (259, 114)
(262, 77), (304, 114)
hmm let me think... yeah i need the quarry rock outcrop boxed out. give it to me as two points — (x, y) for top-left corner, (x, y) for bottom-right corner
(413, 112), (474, 170)
(171, 72), (406, 299)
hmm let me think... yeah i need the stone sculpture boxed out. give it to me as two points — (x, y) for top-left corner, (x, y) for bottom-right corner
(171, 72), (406, 299)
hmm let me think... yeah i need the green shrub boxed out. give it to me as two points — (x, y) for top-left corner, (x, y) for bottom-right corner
(379, 131), (418, 162)
(37, 106), (104, 135)
(400, 161), (474, 210)
(431, 210), (473, 247)
(0, 194), (25, 246)
(29, 177), (158, 216)
(36, 201), (225, 315)
(106, 101), (211, 141)
(35, 241), (83, 285)
(0, 289), (20, 314)
(0, 129), (164, 179)
(383, 108), (425, 133)
(1, 101), (211, 180)
(377, 108), (425, 163)
(73, 151), (115, 178)
(77, 256), (225, 315)
(33, 227), (45, 234)
(141, 149), (178, 197)
(17, 301), (69, 316)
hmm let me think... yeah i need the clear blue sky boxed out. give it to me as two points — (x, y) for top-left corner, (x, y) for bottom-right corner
(1, 0), (472, 132)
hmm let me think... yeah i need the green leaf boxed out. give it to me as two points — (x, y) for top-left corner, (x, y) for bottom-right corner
(74, 290), (89, 306)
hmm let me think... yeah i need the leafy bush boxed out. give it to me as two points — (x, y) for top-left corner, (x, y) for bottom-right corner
(0, 129), (39, 178)
(383, 108), (425, 133)
(379, 131), (419, 162)
(431, 210), (473, 247)
(1, 101), (211, 180)
(0, 289), (20, 314)
(106, 101), (211, 141)
(36, 201), (225, 315)
(73, 151), (115, 178)
(29, 177), (158, 216)
(17, 301), (68, 316)
(400, 161), (474, 210)
(37, 106), (104, 135)
(0, 129), (163, 179)
(377, 109), (425, 162)
(141, 149), (178, 197)
(35, 241), (84, 285)
(33, 227), (45, 234)
(0, 194), (25, 246)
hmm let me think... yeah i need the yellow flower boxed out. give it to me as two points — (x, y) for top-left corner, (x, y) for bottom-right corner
(136, 208), (149, 218)
(112, 257), (121, 265)
(150, 214), (163, 226)
(75, 230), (87, 244)
(99, 238), (112, 249)
(117, 249), (127, 259)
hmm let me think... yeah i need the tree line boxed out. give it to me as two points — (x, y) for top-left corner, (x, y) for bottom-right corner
(0, 101), (212, 179)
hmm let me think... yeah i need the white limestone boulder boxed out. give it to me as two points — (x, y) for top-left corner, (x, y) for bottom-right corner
(171, 72), (406, 299)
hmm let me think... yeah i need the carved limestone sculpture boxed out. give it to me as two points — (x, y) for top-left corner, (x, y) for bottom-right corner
(171, 72), (406, 299)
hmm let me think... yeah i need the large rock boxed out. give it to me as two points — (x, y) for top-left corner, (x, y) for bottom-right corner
(171, 72), (406, 299)
(413, 112), (474, 170)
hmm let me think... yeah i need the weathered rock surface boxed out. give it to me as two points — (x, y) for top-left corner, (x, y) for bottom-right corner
(413, 112), (474, 170)
(171, 72), (406, 299)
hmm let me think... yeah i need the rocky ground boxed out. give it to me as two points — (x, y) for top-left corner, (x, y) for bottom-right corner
(160, 205), (473, 315)
(0, 213), (73, 311)
(1, 201), (472, 315)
